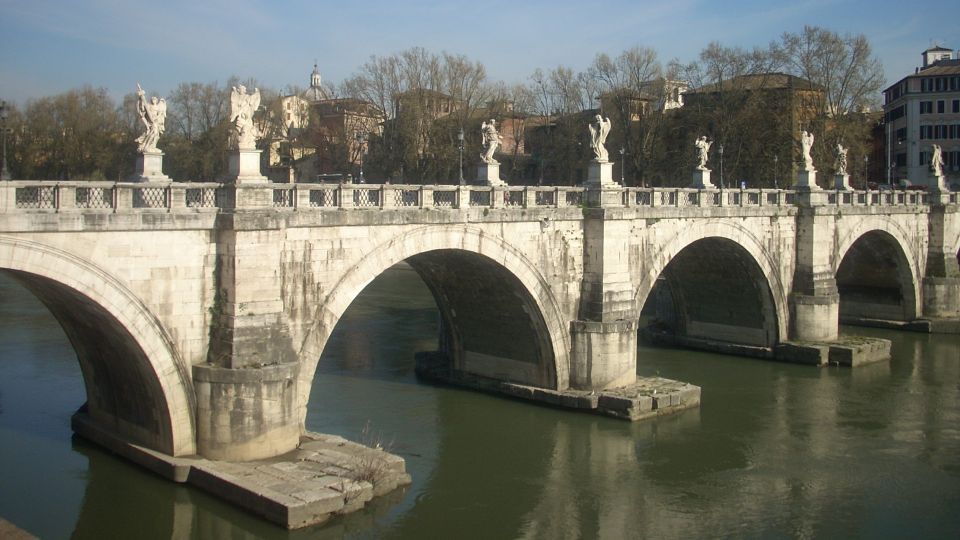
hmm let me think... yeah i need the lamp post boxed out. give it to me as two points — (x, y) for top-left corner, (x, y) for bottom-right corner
(457, 127), (464, 185)
(0, 100), (10, 181)
(773, 153), (778, 189)
(619, 146), (625, 184)
(719, 144), (724, 189)
(355, 131), (367, 183)
(863, 155), (869, 190)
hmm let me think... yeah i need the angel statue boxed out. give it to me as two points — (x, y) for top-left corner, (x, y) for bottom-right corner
(931, 144), (944, 178)
(694, 135), (712, 170)
(230, 85), (261, 150)
(800, 129), (815, 171)
(588, 114), (612, 162)
(835, 142), (848, 176)
(481, 119), (502, 164)
(135, 83), (166, 153)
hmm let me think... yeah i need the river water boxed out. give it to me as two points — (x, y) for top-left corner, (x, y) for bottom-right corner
(1, 267), (958, 539)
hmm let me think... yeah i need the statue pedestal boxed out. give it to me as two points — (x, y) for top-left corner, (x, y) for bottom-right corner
(228, 149), (268, 185)
(834, 173), (852, 190)
(130, 151), (170, 182)
(691, 169), (715, 189)
(478, 163), (507, 187)
(585, 161), (622, 207)
(930, 173), (948, 193)
(794, 169), (820, 191)
(586, 160), (619, 188)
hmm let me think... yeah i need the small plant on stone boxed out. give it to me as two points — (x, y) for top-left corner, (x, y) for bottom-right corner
(350, 420), (394, 487)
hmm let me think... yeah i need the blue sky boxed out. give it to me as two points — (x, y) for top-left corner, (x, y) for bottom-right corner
(1, 0), (957, 106)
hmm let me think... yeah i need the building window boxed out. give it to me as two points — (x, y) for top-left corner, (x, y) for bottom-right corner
(937, 100), (945, 113)
(920, 101), (932, 114)
(895, 153), (907, 167)
(919, 151), (929, 166)
(953, 99), (959, 113)
(895, 127), (906, 141)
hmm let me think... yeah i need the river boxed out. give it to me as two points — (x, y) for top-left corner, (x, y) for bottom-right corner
(1, 267), (958, 539)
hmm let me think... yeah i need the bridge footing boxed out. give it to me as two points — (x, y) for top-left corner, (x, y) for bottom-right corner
(841, 316), (960, 334)
(72, 411), (411, 530)
(415, 351), (700, 420)
(639, 327), (891, 366)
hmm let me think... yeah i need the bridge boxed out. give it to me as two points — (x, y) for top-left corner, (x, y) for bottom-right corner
(1, 180), (958, 466)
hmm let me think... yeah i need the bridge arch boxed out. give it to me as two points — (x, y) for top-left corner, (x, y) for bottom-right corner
(635, 221), (789, 347)
(0, 236), (196, 456)
(296, 224), (570, 422)
(834, 217), (922, 321)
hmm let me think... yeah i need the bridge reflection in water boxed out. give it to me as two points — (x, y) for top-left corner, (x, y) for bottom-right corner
(1, 268), (958, 538)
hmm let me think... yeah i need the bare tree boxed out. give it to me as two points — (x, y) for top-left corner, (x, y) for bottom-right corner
(585, 46), (664, 186)
(778, 26), (884, 116)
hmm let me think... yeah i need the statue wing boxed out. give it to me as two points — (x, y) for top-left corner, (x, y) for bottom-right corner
(230, 88), (241, 118)
(588, 123), (597, 140)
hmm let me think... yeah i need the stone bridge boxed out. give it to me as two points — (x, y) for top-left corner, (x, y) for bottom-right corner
(1, 180), (958, 464)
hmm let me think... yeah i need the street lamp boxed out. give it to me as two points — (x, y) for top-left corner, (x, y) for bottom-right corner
(773, 154), (779, 189)
(619, 147), (625, 184)
(719, 144), (724, 189)
(355, 131), (367, 183)
(457, 127), (464, 185)
(864, 155), (869, 190)
(0, 100), (10, 181)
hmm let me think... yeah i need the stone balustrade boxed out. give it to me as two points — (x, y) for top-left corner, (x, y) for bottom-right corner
(1, 180), (957, 214)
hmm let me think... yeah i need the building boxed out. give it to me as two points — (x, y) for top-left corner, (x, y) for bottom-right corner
(882, 46), (960, 188)
(266, 64), (384, 181)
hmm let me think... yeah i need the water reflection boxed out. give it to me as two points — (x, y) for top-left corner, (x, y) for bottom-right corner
(1, 268), (959, 538)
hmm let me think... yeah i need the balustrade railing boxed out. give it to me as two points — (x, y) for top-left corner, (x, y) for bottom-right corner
(2, 181), (955, 215)
(826, 188), (928, 206)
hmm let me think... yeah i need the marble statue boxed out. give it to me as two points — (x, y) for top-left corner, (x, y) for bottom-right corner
(930, 144), (944, 178)
(481, 119), (502, 164)
(135, 83), (166, 153)
(230, 85), (261, 150)
(800, 130), (815, 171)
(835, 142), (848, 176)
(588, 114), (612, 162)
(694, 136), (712, 170)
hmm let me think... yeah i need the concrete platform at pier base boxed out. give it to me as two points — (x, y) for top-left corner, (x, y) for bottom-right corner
(775, 336), (891, 367)
(72, 412), (411, 530)
(639, 327), (890, 367)
(842, 316), (960, 334)
(414, 351), (700, 421)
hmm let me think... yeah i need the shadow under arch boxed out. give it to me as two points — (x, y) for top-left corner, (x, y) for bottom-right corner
(0, 236), (196, 456)
(834, 227), (920, 322)
(636, 225), (787, 351)
(296, 225), (570, 422)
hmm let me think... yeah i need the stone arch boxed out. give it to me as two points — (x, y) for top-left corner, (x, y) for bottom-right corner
(295, 225), (570, 420)
(834, 217), (922, 321)
(0, 236), (196, 456)
(635, 220), (789, 344)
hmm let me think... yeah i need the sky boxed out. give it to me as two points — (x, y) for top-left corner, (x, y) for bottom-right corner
(0, 0), (958, 107)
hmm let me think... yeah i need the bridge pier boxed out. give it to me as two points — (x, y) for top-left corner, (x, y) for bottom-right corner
(572, 193), (638, 390)
(923, 204), (960, 319)
(791, 199), (840, 341)
(198, 190), (302, 461)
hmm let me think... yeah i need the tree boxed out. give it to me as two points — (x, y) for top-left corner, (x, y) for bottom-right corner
(669, 43), (792, 187)
(585, 46), (665, 186)
(342, 48), (493, 183)
(12, 86), (132, 180)
(778, 26), (884, 116)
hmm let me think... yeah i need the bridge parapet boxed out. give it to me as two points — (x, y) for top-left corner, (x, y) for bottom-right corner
(4, 181), (955, 216)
